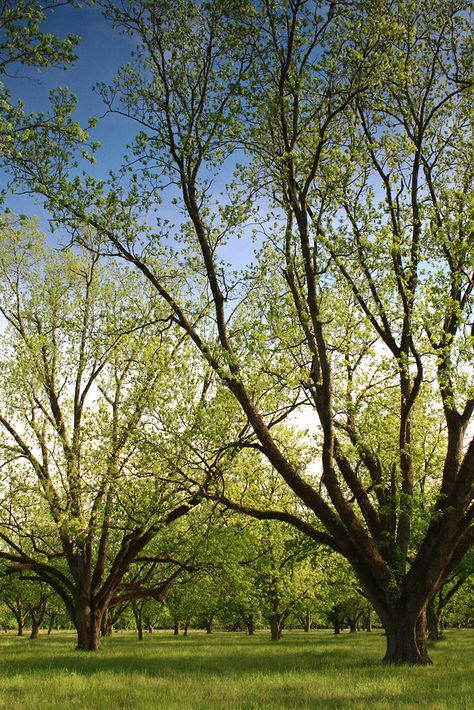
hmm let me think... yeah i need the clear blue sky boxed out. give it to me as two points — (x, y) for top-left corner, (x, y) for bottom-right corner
(2, 2), (260, 267)
(2, 2), (137, 238)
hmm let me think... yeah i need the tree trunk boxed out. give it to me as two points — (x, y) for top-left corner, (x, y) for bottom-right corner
(365, 611), (372, 632)
(205, 617), (213, 634)
(270, 614), (283, 641)
(246, 615), (255, 635)
(131, 603), (143, 641)
(333, 618), (341, 634)
(15, 602), (24, 637)
(349, 616), (358, 633)
(304, 609), (311, 632)
(48, 613), (56, 635)
(75, 601), (103, 651)
(173, 619), (180, 635)
(380, 607), (431, 664)
(101, 610), (113, 637)
(183, 619), (189, 636)
(427, 600), (441, 641)
(30, 621), (40, 639)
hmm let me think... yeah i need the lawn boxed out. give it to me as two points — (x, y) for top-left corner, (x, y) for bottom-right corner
(0, 629), (472, 709)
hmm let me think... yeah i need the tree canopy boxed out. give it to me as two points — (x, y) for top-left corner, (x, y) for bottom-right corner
(0, 0), (472, 664)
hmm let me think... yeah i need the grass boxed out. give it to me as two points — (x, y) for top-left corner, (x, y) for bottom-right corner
(0, 629), (472, 709)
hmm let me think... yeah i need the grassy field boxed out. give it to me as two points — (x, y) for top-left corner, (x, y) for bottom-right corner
(0, 629), (472, 709)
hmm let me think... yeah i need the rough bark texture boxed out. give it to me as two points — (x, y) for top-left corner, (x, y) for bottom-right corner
(380, 607), (431, 665)
(75, 601), (103, 651)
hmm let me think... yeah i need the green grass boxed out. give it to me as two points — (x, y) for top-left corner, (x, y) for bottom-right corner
(0, 629), (472, 709)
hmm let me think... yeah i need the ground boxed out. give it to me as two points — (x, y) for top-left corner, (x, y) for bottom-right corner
(0, 629), (472, 709)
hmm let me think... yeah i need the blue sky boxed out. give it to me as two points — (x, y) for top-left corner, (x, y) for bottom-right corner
(2, 2), (136, 237)
(1, 2), (263, 268)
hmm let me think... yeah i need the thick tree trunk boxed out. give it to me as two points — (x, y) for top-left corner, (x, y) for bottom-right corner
(380, 607), (431, 664)
(183, 620), (189, 636)
(270, 614), (283, 641)
(173, 619), (180, 635)
(304, 609), (311, 632)
(349, 616), (358, 633)
(333, 618), (341, 635)
(75, 602), (103, 651)
(246, 615), (254, 635)
(205, 617), (213, 634)
(30, 622), (40, 639)
(17, 619), (24, 637)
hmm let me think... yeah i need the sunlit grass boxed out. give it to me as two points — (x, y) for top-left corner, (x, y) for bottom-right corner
(0, 629), (472, 709)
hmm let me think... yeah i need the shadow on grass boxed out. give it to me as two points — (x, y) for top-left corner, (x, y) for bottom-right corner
(1, 631), (472, 709)
(0, 631), (384, 679)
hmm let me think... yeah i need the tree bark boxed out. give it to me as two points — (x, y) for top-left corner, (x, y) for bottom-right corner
(427, 600), (441, 641)
(304, 609), (311, 632)
(29, 622), (40, 639)
(75, 601), (103, 651)
(365, 611), (372, 632)
(48, 613), (56, 635)
(380, 607), (431, 664)
(246, 615), (255, 635)
(131, 602), (143, 640)
(173, 619), (180, 635)
(270, 614), (283, 641)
